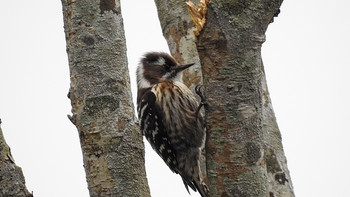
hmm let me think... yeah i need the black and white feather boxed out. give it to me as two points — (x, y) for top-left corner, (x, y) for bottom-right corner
(137, 52), (209, 197)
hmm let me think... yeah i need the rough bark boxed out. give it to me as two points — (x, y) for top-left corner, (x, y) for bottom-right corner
(154, 0), (294, 197)
(61, 0), (150, 196)
(0, 119), (33, 197)
(198, 1), (294, 197)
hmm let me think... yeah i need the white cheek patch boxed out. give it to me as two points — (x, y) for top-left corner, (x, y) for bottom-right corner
(137, 64), (151, 89)
(161, 69), (183, 83)
(162, 71), (174, 79)
(154, 57), (165, 66)
(173, 71), (183, 83)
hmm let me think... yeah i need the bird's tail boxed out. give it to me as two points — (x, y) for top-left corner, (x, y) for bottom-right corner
(193, 178), (210, 197)
(179, 146), (209, 197)
(181, 162), (210, 197)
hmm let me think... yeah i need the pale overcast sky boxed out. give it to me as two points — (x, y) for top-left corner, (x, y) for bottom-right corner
(0, 0), (349, 197)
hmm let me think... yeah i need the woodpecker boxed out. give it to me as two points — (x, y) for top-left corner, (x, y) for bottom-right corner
(137, 52), (209, 197)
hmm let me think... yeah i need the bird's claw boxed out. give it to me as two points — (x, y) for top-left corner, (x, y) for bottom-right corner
(195, 85), (208, 114)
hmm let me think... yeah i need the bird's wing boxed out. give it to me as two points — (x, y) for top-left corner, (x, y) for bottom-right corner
(151, 82), (204, 192)
(152, 82), (205, 149)
(137, 87), (179, 173)
(138, 82), (207, 196)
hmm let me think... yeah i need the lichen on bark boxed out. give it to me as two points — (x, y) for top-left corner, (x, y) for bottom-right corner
(155, 0), (294, 196)
(61, 0), (150, 196)
(0, 119), (33, 197)
(196, 0), (294, 196)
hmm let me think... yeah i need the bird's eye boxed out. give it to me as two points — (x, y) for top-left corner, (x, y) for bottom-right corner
(164, 64), (171, 71)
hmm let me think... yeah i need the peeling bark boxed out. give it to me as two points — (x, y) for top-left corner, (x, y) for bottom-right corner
(0, 119), (33, 197)
(155, 0), (294, 196)
(61, 0), (150, 196)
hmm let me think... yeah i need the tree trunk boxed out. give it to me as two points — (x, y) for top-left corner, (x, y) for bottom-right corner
(61, 0), (150, 196)
(154, 0), (294, 196)
(0, 119), (33, 197)
(154, 0), (203, 90)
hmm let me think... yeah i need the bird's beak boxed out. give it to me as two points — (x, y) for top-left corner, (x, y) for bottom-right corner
(174, 63), (195, 73)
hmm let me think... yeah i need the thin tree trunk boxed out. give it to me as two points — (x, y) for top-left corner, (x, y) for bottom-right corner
(154, 0), (203, 90)
(154, 0), (294, 196)
(61, 0), (150, 196)
(0, 119), (33, 197)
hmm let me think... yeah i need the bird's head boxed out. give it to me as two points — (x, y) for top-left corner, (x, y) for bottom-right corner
(137, 52), (194, 89)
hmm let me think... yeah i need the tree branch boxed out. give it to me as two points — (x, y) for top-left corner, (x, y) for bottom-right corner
(0, 119), (33, 197)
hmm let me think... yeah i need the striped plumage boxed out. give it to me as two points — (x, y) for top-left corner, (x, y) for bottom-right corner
(137, 52), (209, 197)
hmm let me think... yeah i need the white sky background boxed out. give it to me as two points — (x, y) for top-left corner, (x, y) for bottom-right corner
(0, 0), (349, 197)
